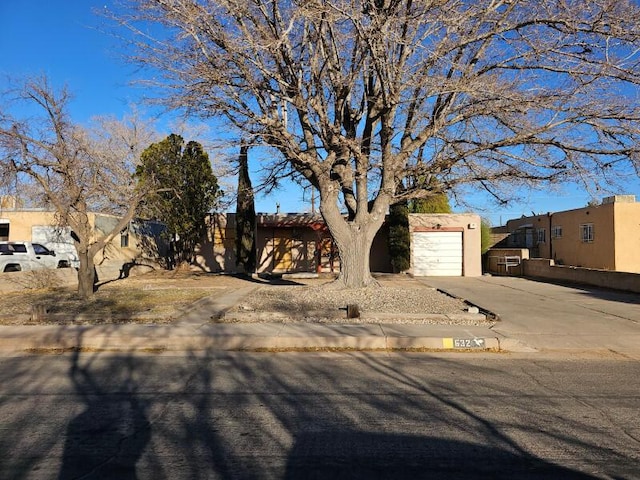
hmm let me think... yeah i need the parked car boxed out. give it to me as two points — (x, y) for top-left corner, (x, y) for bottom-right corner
(0, 241), (73, 272)
(31, 226), (80, 269)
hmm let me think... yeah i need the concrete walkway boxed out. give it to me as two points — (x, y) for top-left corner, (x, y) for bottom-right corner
(2, 275), (640, 356)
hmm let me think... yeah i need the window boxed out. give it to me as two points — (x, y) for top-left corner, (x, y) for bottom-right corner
(580, 223), (594, 243)
(551, 225), (563, 238)
(121, 232), (129, 248)
(12, 244), (27, 253)
(32, 243), (51, 255)
(0, 222), (8, 241)
(537, 228), (546, 243)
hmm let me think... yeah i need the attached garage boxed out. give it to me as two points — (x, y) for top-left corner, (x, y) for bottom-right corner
(412, 230), (463, 276)
(409, 213), (482, 277)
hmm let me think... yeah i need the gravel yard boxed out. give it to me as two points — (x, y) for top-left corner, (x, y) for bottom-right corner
(227, 280), (494, 326)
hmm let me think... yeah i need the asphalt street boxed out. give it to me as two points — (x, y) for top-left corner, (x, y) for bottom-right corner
(1, 351), (638, 479)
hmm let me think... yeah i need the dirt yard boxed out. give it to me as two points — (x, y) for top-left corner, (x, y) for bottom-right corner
(0, 269), (253, 325)
(0, 269), (489, 326)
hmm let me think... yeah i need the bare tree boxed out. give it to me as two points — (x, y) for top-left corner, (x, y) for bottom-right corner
(0, 77), (158, 298)
(114, 0), (640, 287)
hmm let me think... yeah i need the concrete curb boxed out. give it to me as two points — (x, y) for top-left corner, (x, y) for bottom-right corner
(0, 322), (506, 354)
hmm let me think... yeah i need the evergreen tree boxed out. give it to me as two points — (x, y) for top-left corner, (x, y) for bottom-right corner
(235, 143), (256, 273)
(410, 193), (452, 214)
(387, 201), (411, 273)
(480, 218), (492, 254)
(136, 134), (220, 267)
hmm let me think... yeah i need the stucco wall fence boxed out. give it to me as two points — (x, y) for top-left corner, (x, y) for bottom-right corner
(523, 258), (640, 294)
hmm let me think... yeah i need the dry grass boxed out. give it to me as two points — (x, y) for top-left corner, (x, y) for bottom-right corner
(0, 287), (212, 325)
(0, 270), (256, 325)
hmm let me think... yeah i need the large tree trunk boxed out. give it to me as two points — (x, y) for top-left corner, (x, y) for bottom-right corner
(320, 197), (388, 289)
(77, 247), (96, 300)
(333, 224), (379, 287)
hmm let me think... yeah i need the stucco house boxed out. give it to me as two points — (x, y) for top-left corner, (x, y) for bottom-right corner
(0, 207), (165, 268)
(503, 195), (640, 273)
(2, 197), (482, 277)
(194, 212), (482, 277)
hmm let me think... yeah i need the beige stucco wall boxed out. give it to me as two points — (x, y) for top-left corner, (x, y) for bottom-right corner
(195, 214), (337, 274)
(613, 202), (640, 273)
(408, 213), (482, 276)
(0, 210), (63, 241)
(551, 203), (616, 270)
(524, 258), (640, 293)
(194, 214), (236, 272)
(370, 224), (392, 273)
(0, 210), (148, 264)
(198, 213), (478, 275)
(0, 210), (127, 246)
(502, 197), (640, 274)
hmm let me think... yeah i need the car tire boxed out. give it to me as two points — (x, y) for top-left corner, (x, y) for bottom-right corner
(4, 264), (22, 272)
(57, 260), (70, 268)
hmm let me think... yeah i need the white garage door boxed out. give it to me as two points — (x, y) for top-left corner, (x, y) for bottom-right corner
(412, 231), (463, 276)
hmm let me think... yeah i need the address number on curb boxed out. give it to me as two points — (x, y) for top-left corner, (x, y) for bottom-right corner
(443, 338), (486, 349)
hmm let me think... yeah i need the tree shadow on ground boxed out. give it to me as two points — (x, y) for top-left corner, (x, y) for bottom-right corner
(57, 346), (151, 479)
(285, 430), (595, 479)
(139, 351), (627, 478)
(0, 344), (634, 479)
(229, 272), (304, 286)
(95, 262), (158, 289)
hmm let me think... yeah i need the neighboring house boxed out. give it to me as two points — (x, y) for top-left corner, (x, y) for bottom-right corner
(0, 208), (165, 267)
(504, 213), (552, 259)
(195, 212), (482, 277)
(504, 195), (640, 273)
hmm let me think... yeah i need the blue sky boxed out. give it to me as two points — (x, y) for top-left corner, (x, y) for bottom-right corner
(0, 1), (138, 121)
(2, 1), (638, 224)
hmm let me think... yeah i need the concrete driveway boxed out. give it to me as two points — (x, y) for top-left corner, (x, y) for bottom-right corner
(420, 276), (640, 356)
